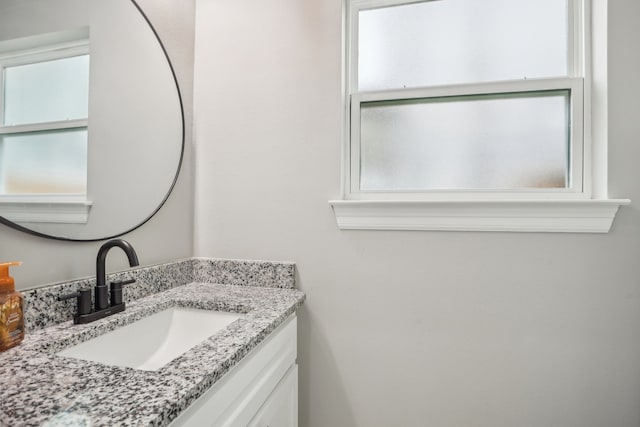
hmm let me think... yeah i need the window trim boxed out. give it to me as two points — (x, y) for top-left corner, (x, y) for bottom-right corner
(329, 199), (630, 233)
(330, 0), (630, 232)
(0, 195), (92, 224)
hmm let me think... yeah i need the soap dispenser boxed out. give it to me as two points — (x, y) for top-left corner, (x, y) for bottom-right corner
(0, 261), (24, 351)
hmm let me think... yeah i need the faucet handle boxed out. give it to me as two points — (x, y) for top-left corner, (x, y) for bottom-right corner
(109, 278), (136, 306)
(58, 288), (92, 316)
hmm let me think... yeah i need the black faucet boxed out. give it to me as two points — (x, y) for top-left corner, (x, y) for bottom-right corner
(95, 239), (139, 310)
(58, 238), (139, 324)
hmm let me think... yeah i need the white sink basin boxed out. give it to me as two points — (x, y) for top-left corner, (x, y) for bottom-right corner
(56, 307), (242, 371)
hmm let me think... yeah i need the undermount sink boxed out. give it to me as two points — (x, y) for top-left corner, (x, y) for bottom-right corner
(56, 307), (242, 371)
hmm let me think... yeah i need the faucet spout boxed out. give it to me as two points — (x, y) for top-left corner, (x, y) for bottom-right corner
(95, 239), (139, 310)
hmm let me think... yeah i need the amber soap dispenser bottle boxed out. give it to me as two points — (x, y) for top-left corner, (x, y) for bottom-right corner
(0, 261), (24, 351)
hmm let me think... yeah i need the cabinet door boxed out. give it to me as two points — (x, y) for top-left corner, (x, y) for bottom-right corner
(169, 316), (297, 427)
(248, 364), (298, 427)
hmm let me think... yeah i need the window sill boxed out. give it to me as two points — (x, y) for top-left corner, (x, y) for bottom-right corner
(0, 198), (92, 224)
(328, 199), (631, 233)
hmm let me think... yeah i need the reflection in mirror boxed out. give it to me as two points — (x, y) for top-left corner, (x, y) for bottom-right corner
(0, 0), (184, 241)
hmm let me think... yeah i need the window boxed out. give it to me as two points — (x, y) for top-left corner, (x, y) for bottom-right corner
(0, 39), (91, 223)
(330, 0), (629, 232)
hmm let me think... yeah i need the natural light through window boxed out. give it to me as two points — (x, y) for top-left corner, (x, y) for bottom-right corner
(0, 51), (89, 196)
(358, 0), (568, 90)
(330, 0), (629, 232)
(360, 91), (570, 191)
(0, 36), (92, 225)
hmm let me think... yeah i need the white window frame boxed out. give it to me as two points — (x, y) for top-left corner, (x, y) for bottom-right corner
(0, 40), (92, 224)
(330, 0), (630, 233)
(351, 80), (583, 201)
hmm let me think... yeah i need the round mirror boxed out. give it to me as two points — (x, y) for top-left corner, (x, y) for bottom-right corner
(0, 0), (184, 241)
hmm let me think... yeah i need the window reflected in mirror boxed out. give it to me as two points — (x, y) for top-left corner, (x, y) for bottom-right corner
(0, 39), (89, 196)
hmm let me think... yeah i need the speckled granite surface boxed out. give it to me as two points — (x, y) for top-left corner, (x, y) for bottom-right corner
(1, 281), (305, 426)
(23, 258), (296, 332)
(192, 258), (296, 289)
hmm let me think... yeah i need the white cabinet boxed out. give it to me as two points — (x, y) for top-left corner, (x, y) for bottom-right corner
(248, 365), (298, 427)
(170, 315), (298, 427)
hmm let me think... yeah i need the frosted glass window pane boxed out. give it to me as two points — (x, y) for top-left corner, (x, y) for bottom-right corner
(358, 0), (568, 91)
(0, 129), (87, 194)
(360, 92), (569, 191)
(3, 55), (89, 125)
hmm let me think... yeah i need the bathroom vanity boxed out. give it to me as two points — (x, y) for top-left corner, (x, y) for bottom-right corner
(0, 258), (305, 426)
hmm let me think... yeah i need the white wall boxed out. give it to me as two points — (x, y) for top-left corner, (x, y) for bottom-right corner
(0, 0), (195, 289)
(193, 0), (640, 426)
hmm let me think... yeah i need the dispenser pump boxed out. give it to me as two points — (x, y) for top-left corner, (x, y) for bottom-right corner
(0, 262), (22, 293)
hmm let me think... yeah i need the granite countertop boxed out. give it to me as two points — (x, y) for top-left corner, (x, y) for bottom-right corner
(0, 281), (305, 427)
